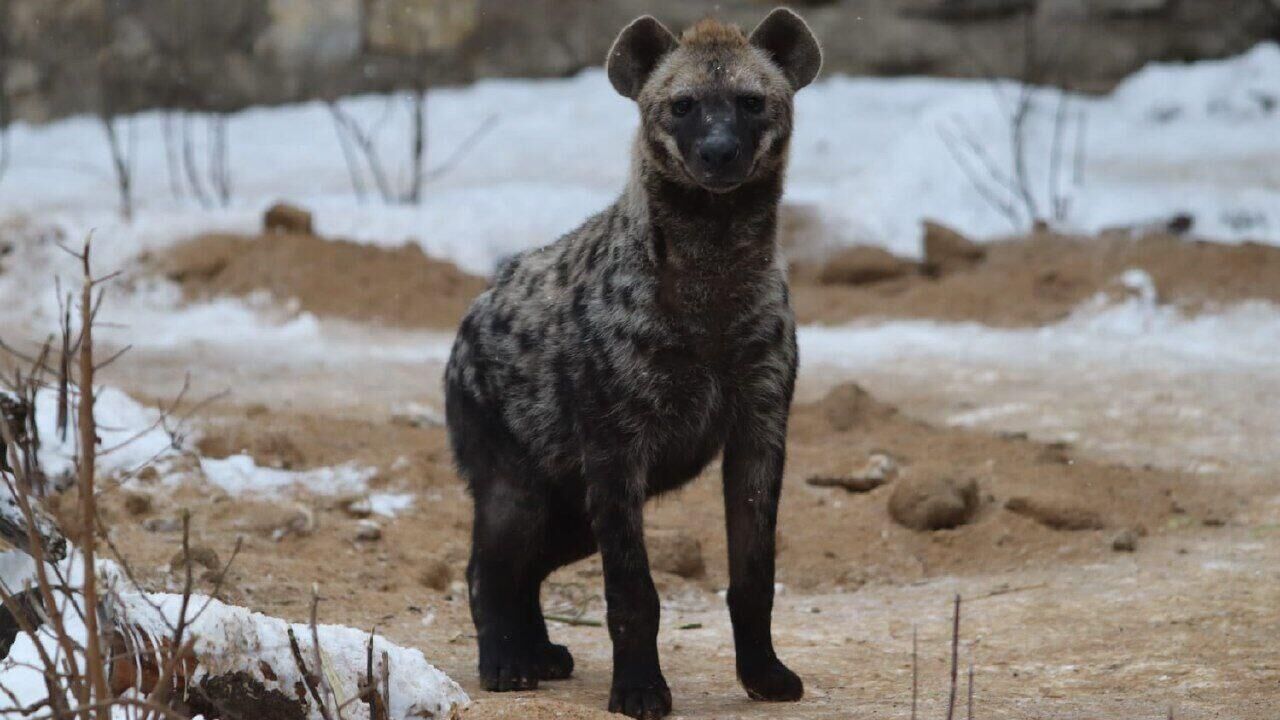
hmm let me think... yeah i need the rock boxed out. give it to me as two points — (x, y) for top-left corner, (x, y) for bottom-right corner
(819, 382), (885, 432)
(922, 221), (986, 277)
(888, 477), (980, 531)
(807, 453), (899, 493)
(1110, 528), (1138, 552)
(816, 246), (915, 286)
(170, 545), (222, 572)
(143, 516), (184, 533)
(342, 497), (373, 519)
(263, 203), (313, 235)
(418, 558), (452, 591)
(122, 492), (153, 517)
(272, 505), (316, 541)
(354, 519), (382, 541)
(1005, 496), (1106, 531)
(1036, 441), (1072, 465)
(646, 529), (705, 579)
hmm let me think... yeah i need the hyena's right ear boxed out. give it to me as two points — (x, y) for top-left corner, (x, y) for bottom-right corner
(607, 16), (678, 100)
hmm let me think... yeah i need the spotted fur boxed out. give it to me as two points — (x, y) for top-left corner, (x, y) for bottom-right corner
(444, 9), (821, 719)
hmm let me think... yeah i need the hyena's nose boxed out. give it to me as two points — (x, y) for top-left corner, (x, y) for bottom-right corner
(697, 135), (741, 170)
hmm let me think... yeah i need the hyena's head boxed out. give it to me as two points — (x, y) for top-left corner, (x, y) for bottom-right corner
(607, 8), (821, 193)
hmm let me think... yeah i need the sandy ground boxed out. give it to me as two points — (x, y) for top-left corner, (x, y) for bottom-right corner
(7, 226), (1280, 718)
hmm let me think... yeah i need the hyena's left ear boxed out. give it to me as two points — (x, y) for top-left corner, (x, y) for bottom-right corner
(750, 8), (823, 90)
(607, 16), (679, 100)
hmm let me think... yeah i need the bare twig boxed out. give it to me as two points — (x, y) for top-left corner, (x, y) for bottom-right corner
(946, 594), (961, 720)
(911, 625), (918, 720)
(967, 662), (975, 720)
(75, 241), (112, 720)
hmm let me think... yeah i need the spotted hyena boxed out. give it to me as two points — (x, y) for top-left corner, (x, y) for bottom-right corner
(444, 9), (821, 718)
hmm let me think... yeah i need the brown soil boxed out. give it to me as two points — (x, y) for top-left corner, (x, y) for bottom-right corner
(155, 228), (1280, 336)
(150, 232), (488, 330)
(791, 230), (1280, 327)
(73, 226), (1279, 717)
(85, 374), (1261, 717)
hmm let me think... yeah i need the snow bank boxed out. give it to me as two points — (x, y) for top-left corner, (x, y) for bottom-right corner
(798, 270), (1280, 373)
(33, 386), (178, 485)
(25, 385), (391, 502)
(0, 553), (469, 719)
(0, 45), (1277, 271)
(1, 45), (1278, 363)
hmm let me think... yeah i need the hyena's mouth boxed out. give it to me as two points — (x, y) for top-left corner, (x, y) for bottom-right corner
(692, 160), (756, 193)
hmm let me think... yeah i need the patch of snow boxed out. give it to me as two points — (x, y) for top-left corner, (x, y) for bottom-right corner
(368, 492), (415, 518)
(198, 454), (378, 498)
(33, 386), (179, 484)
(0, 552), (469, 719)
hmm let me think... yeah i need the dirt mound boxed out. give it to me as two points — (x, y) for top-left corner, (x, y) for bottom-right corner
(153, 232), (488, 330)
(154, 228), (1280, 335)
(791, 230), (1280, 327)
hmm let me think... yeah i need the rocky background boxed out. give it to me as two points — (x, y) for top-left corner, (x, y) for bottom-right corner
(1, 0), (1279, 123)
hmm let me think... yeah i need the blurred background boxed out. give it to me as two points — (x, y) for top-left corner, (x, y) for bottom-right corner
(4, 0), (1280, 122)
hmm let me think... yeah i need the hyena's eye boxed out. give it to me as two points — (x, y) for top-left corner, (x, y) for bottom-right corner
(671, 98), (694, 117)
(738, 95), (765, 114)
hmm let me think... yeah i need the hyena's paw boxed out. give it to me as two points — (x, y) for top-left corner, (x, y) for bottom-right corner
(608, 678), (672, 719)
(536, 642), (575, 681)
(739, 657), (804, 702)
(478, 639), (541, 692)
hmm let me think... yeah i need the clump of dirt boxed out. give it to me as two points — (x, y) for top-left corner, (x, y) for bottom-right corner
(1005, 496), (1108, 531)
(153, 232), (488, 330)
(791, 229), (1280, 327)
(888, 476), (981, 531)
(817, 381), (896, 431)
(921, 220), (986, 277)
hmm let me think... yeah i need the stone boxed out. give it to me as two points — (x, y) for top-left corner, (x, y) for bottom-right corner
(170, 545), (222, 572)
(342, 497), (373, 519)
(807, 453), (899, 493)
(143, 516), (183, 533)
(1005, 496), (1106, 531)
(888, 477), (980, 531)
(816, 246), (915, 286)
(1110, 528), (1138, 552)
(922, 221), (986, 277)
(819, 382), (882, 433)
(418, 557), (452, 591)
(354, 519), (382, 541)
(122, 492), (153, 517)
(364, 0), (480, 56)
(263, 203), (313, 235)
(646, 529), (705, 579)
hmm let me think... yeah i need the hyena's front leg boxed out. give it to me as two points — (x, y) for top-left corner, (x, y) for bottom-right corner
(722, 414), (804, 703)
(586, 457), (671, 719)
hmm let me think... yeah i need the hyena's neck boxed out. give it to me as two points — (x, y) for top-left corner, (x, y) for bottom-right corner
(621, 155), (784, 276)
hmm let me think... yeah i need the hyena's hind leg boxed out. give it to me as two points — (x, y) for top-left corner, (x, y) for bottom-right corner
(467, 482), (593, 689)
(528, 494), (599, 681)
(448, 382), (558, 691)
(467, 481), (551, 691)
